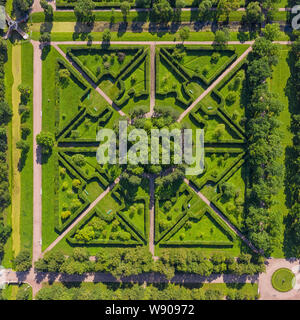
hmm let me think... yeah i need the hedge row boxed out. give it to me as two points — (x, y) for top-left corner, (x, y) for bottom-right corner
(54, 154), (90, 233)
(56, 0), (135, 9)
(66, 50), (98, 83)
(66, 186), (149, 246)
(164, 46), (237, 86)
(189, 152), (245, 191)
(160, 241), (234, 248)
(155, 185), (193, 244)
(62, 151), (110, 188)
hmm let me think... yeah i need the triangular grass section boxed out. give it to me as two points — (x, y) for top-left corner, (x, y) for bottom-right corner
(68, 209), (141, 245)
(57, 61), (88, 130)
(187, 152), (245, 192)
(214, 163), (247, 229)
(180, 47), (236, 82)
(165, 210), (233, 244)
(218, 66), (247, 128)
(70, 47), (140, 79)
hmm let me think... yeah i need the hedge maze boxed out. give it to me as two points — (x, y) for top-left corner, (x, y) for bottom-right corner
(43, 43), (253, 255)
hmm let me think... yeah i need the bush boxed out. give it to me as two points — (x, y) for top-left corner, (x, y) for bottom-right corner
(13, 250), (32, 272)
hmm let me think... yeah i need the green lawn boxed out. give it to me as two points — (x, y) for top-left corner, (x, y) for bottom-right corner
(20, 42), (33, 252)
(2, 42), (13, 268)
(271, 268), (295, 292)
(268, 46), (293, 258)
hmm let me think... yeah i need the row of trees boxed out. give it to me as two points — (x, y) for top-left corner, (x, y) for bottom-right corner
(35, 247), (265, 279)
(286, 31), (300, 256)
(35, 281), (258, 300)
(245, 37), (284, 254)
(0, 40), (12, 263)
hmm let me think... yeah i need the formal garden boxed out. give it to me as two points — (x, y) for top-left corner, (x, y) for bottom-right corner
(34, 40), (262, 261)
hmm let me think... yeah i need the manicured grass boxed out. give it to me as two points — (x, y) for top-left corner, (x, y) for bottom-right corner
(29, 30), (292, 42)
(2, 42), (14, 268)
(268, 46), (293, 258)
(271, 268), (295, 292)
(11, 44), (22, 256)
(41, 47), (61, 250)
(20, 41), (33, 252)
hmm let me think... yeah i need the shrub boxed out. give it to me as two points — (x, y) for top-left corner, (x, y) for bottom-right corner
(72, 179), (81, 189)
(61, 210), (71, 220)
(72, 154), (86, 167)
(211, 52), (220, 64)
(202, 66), (209, 76)
(226, 92), (237, 105)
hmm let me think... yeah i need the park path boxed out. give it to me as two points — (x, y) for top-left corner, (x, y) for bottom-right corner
(31, 40), (43, 263)
(148, 175), (156, 258)
(43, 177), (120, 254)
(11, 44), (22, 256)
(149, 43), (155, 117)
(4, 268), (258, 289)
(177, 46), (253, 122)
(51, 41), (292, 46)
(52, 43), (126, 117)
(184, 178), (260, 254)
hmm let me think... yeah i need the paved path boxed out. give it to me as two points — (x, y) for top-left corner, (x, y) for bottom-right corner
(259, 259), (300, 300)
(177, 46), (253, 122)
(4, 268), (258, 288)
(43, 177), (120, 254)
(149, 43), (155, 117)
(148, 175), (155, 257)
(51, 41), (292, 46)
(52, 43), (126, 117)
(31, 40), (43, 263)
(184, 178), (260, 254)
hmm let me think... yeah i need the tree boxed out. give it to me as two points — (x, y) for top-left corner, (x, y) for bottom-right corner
(153, 0), (173, 23)
(0, 101), (13, 124)
(13, 250), (32, 271)
(59, 69), (70, 85)
(198, 0), (212, 19)
(263, 23), (280, 41)
(251, 37), (279, 66)
(39, 32), (51, 44)
(36, 131), (55, 154)
(247, 57), (272, 87)
(74, 0), (95, 24)
(217, 0), (239, 20)
(102, 28), (111, 42)
(16, 140), (30, 154)
(135, 0), (151, 8)
(246, 1), (264, 26)
(179, 26), (190, 42)
(40, 0), (53, 20)
(214, 28), (230, 47)
(120, 1), (131, 20)
(13, 0), (33, 13)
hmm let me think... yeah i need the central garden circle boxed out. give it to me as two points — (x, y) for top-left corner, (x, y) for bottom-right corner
(271, 268), (296, 292)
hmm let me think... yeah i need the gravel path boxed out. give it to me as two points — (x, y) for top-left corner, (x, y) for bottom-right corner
(31, 40), (43, 263)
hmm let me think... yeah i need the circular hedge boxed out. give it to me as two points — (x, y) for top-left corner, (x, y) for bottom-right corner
(271, 268), (296, 292)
